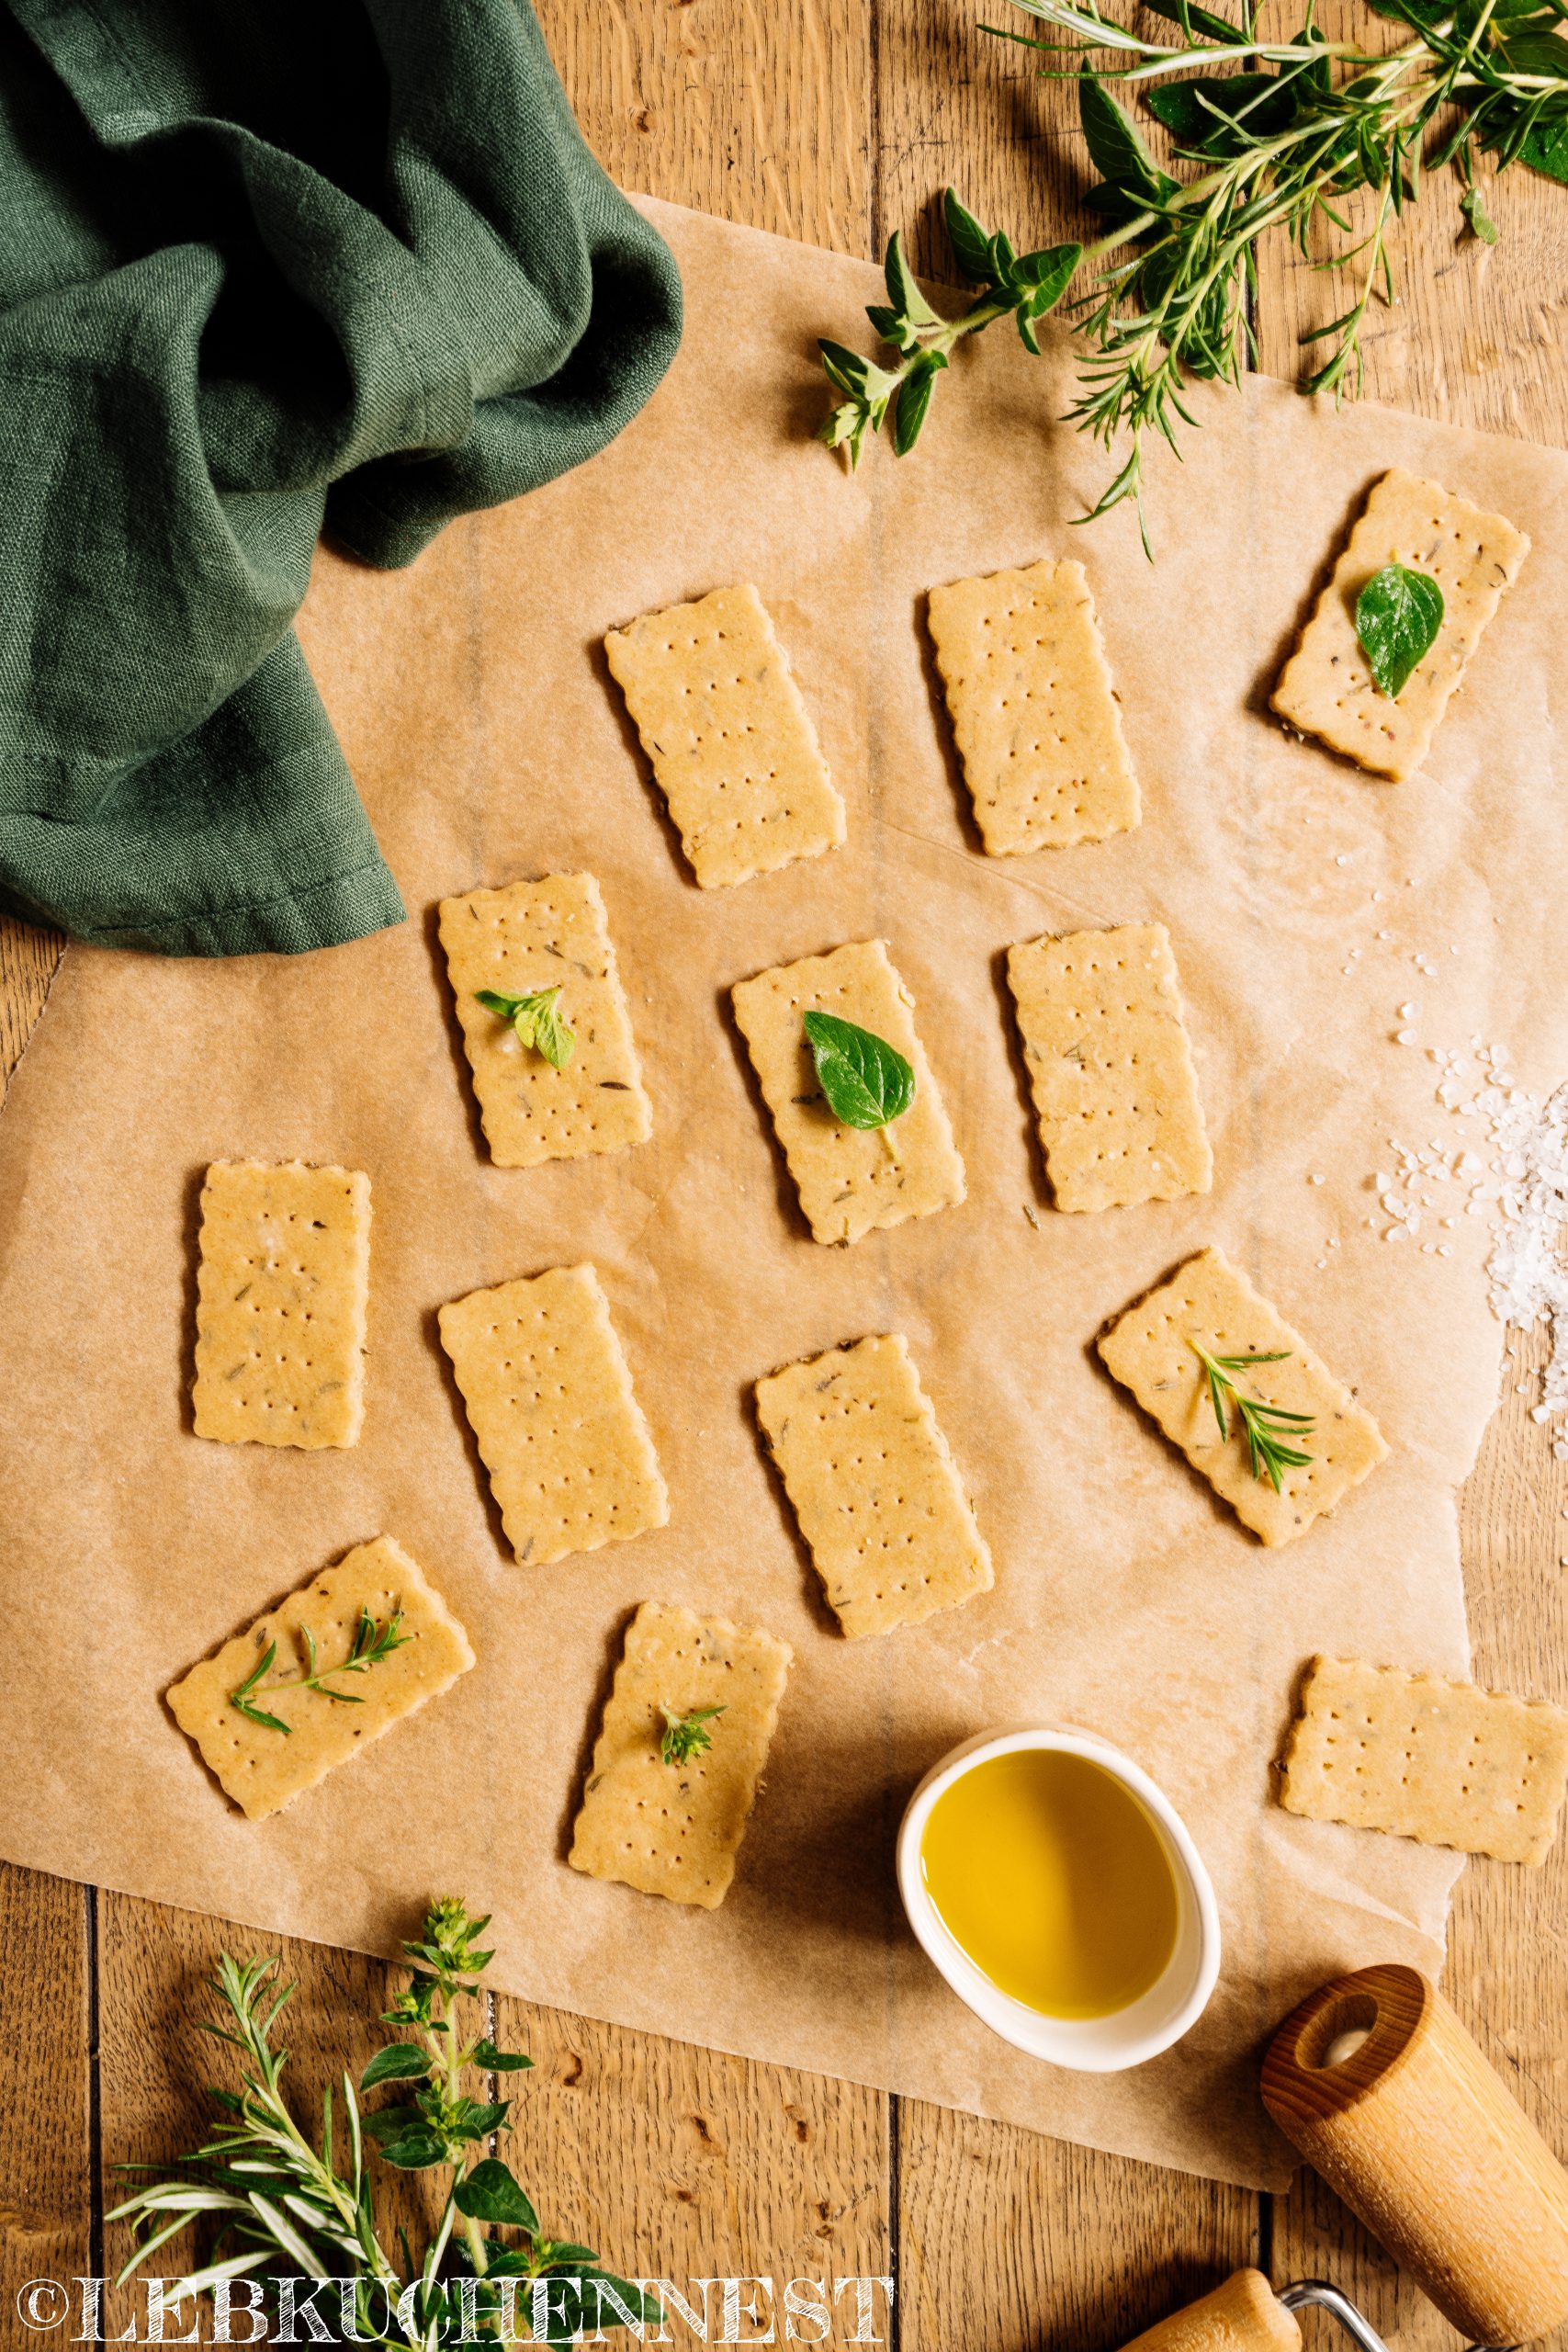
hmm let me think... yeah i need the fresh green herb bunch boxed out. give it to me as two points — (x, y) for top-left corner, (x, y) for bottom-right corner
(820, 0), (1568, 546)
(108, 1897), (660, 2348)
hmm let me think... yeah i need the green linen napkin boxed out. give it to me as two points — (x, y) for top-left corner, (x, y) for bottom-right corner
(0, 0), (682, 955)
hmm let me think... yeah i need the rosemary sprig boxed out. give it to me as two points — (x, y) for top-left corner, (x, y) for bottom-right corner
(229, 1608), (410, 1736)
(660, 1704), (726, 1766)
(1191, 1342), (1315, 1492)
(107, 1897), (660, 2347)
(818, 0), (1568, 546)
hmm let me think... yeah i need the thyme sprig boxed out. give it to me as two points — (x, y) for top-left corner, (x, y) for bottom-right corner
(1191, 1342), (1315, 1491)
(818, 0), (1568, 546)
(107, 1898), (660, 2348)
(228, 1608), (411, 1736)
(660, 1704), (726, 1766)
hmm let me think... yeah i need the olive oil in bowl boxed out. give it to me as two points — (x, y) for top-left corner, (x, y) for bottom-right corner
(920, 1747), (1179, 2018)
(897, 1728), (1221, 2070)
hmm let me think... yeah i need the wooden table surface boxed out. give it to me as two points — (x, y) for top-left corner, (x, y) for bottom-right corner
(5, 6), (1568, 2346)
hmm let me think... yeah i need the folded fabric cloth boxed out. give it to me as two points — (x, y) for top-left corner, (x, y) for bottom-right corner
(0, 0), (682, 955)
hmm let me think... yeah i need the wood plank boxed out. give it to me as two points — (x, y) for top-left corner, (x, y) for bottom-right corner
(0, 914), (61, 1094)
(897, 2113), (1257, 2352)
(493, 1996), (891, 2324)
(1253, 0), (1568, 448)
(873, 7), (1265, 2341)
(532, 0), (874, 258)
(1269, 1319), (1568, 2350)
(0, 1865), (93, 2335)
(874, 0), (1084, 275)
(1248, 5), (1568, 2337)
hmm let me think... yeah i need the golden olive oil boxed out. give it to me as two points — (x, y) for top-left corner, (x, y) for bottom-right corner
(919, 1748), (1179, 2019)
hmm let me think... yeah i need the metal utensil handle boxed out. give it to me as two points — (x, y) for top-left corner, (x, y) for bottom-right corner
(1280, 2280), (1390, 2352)
(1279, 2280), (1518, 2352)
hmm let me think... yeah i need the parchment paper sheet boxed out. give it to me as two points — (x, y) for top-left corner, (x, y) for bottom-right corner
(4, 198), (1568, 2190)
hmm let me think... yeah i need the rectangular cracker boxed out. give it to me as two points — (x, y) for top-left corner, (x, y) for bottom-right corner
(192, 1159), (370, 1449)
(604, 582), (846, 888)
(754, 1333), (993, 1639)
(437, 1262), (668, 1566)
(1097, 1246), (1387, 1546)
(926, 558), (1140, 855)
(438, 872), (651, 1170)
(167, 1536), (474, 1821)
(1271, 468), (1530, 781)
(1280, 1655), (1568, 1865)
(569, 1600), (793, 1907)
(1007, 922), (1212, 1213)
(730, 938), (965, 1246)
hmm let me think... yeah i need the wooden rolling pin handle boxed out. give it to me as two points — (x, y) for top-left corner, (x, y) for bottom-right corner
(1115, 2270), (1302, 2352)
(1261, 1962), (1568, 2346)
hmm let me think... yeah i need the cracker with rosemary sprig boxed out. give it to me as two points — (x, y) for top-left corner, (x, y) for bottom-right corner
(167, 1537), (474, 1821)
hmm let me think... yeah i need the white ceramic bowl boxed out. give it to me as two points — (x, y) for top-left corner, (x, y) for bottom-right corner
(896, 1725), (1222, 2073)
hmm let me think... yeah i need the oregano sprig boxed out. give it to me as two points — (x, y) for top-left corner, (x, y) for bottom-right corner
(660, 1704), (726, 1766)
(1191, 1342), (1315, 1491)
(228, 1609), (410, 1736)
(820, 198), (1081, 465)
(477, 985), (575, 1070)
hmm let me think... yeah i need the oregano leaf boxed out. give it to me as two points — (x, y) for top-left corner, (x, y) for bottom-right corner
(884, 230), (940, 330)
(1355, 562), (1445, 696)
(455, 2157), (540, 2233)
(802, 1011), (916, 1130)
(942, 188), (996, 284)
(360, 2044), (432, 2090)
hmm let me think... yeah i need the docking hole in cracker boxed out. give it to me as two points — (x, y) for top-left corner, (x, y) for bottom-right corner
(437, 1262), (669, 1566)
(569, 1600), (793, 1907)
(166, 1536), (474, 1821)
(925, 557), (1140, 856)
(1097, 1246), (1386, 1546)
(191, 1159), (370, 1450)
(1007, 922), (1212, 1212)
(754, 1332), (993, 1638)
(604, 582), (846, 888)
(1270, 468), (1529, 782)
(731, 938), (964, 1245)
(438, 872), (651, 1170)
(1279, 1654), (1568, 1865)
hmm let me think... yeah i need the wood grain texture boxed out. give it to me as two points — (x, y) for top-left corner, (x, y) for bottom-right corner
(492, 1997), (890, 2309)
(895, 2111), (1257, 2352)
(6, 3), (1568, 2347)
(1271, 1324), (1568, 2351)
(0, 1868), (92, 2327)
(0, 915), (61, 1094)
(1253, 1), (1568, 447)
